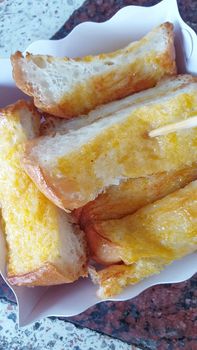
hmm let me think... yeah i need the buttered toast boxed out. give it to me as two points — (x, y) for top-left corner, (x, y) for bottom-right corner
(40, 75), (194, 136)
(76, 165), (197, 265)
(75, 164), (197, 229)
(23, 76), (197, 211)
(0, 101), (87, 286)
(12, 23), (176, 118)
(89, 180), (197, 297)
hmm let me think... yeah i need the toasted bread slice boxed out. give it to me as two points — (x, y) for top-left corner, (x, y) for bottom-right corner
(40, 75), (194, 136)
(89, 260), (165, 298)
(23, 76), (197, 211)
(0, 101), (87, 286)
(89, 180), (197, 297)
(89, 180), (197, 265)
(76, 164), (197, 229)
(12, 23), (176, 119)
(80, 165), (197, 265)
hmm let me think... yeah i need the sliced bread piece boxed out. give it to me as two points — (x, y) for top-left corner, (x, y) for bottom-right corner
(89, 260), (165, 298)
(78, 165), (197, 265)
(40, 75), (194, 136)
(23, 76), (197, 211)
(12, 22), (176, 118)
(76, 164), (197, 228)
(0, 101), (87, 286)
(89, 180), (197, 297)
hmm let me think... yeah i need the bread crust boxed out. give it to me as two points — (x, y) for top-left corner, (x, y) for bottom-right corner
(0, 101), (88, 286)
(74, 208), (122, 265)
(23, 140), (89, 210)
(0, 100), (40, 132)
(22, 158), (82, 211)
(89, 260), (163, 298)
(85, 224), (121, 265)
(75, 164), (197, 226)
(11, 23), (176, 119)
(22, 150), (68, 211)
(8, 262), (87, 286)
(0, 99), (32, 113)
(23, 74), (197, 211)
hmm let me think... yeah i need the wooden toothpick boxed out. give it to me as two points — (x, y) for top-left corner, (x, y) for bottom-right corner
(149, 116), (197, 137)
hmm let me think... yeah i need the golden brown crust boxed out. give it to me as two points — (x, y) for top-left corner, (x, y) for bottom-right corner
(23, 141), (88, 211)
(22, 161), (80, 211)
(22, 143), (70, 211)
(0, 100), (41, 140)
(72, 208), (83, 224)
(11, 52), (34, 96)
(23, 78), (197, 212)
(1, 102), (88, 287)
(0, 99), (37, 117)
(11, 23), (177, 119)
(73, 208), (121, 265)
(89, 260), (164, 298)
(89, 264), (134, 298)
(8, 262), (87, 286)
(85, 224), (121, 265)
(161, 22), (176, 72)
(77, 165), (197, 226)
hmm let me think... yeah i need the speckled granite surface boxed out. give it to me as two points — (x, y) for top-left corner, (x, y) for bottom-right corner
(1, 1), (197, 350)
(0, 0), (84, 57)
(0, 296), (130, 350)
(1, 274), (197, 350)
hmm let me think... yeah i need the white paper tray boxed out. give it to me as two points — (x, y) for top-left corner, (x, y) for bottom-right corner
(0, 0), (196, 326)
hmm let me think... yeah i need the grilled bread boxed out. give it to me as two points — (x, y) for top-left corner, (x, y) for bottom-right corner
(23, 76), (197, 211)
(89, 180), (197, 297)
(12, 23), (176, 119)
(0, 101), (87, 286)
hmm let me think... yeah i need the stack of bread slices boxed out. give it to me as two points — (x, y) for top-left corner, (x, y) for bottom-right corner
(1, 22), (196, 298)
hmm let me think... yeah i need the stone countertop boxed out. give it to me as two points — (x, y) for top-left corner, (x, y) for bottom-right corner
(1, 274), (196, 350)
(0, 283), (130, 350)
(0, 0), (84, 57)
(0, 1), (197, 350)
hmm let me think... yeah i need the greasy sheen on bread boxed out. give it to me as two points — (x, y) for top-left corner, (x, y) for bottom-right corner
(75, 164), (197, 230)
(11, 22), (176, 118)
(0, 101), (87, 286)
(23, 76), (197, 211)
(40, 75), (194, 136)
(78, 165), (197, 265)
(89, 180), (197, 298)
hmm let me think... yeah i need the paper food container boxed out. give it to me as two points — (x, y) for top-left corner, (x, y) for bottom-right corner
(0, 0), (197, 327)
